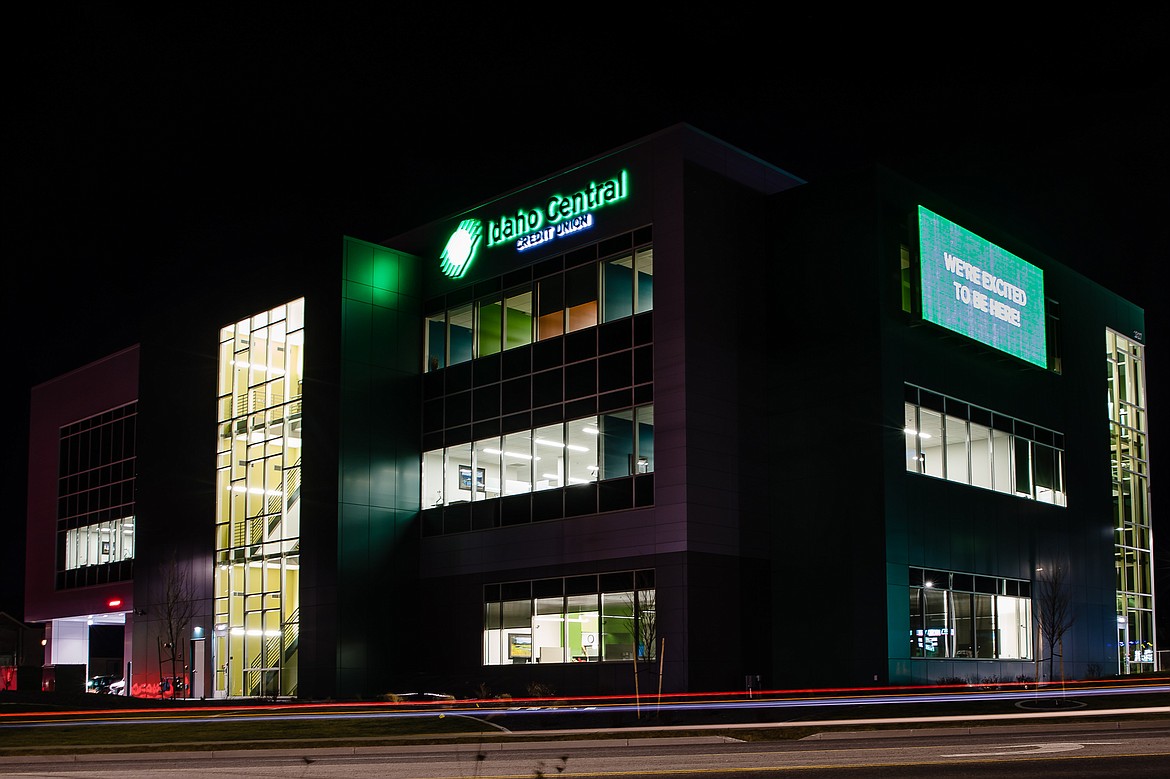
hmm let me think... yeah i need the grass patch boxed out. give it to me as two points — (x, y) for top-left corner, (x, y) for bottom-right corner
(0, 709), (494, 755)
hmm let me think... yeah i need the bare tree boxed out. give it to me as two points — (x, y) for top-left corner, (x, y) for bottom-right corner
(636, 589), (657, 663)
(157, 552), (196, 698)
(629, 588), (658, 716)
(1035, 563), (1075, 683)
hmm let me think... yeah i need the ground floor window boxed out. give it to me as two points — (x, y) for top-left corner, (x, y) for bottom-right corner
(909, 567), (1031, 660)
(484, 570), (654, 665)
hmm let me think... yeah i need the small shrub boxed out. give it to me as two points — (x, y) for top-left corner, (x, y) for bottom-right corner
(937, 676), (969, 686)
(525, 681), (555, 698)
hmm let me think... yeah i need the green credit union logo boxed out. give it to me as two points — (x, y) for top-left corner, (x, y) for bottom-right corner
(439, 219), (483, 279)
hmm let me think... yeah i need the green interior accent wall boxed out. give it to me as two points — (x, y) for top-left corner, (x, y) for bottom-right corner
(505, 308), (532, 349)
(337, 236), (424, 696)
(479, 302), (502, 356)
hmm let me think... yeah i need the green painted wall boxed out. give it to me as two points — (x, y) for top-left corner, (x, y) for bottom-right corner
(337, 236), (423, 696)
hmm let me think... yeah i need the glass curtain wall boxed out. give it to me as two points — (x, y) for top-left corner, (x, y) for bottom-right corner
(56, 404), (137, 588)
(214, 298), (304, 698)
(1107, 330), (1156, 673)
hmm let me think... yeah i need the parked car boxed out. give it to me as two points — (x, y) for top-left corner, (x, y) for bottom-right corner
(86, 674), (117, 694)
(107, 677), (126, 695)
(392, 692), (455, 703)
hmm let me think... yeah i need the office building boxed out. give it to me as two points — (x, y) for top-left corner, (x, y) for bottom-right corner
(25, 125), (1156, 698)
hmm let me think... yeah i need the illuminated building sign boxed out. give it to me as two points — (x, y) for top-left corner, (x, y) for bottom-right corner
(438, 170), (630, 277)
(517, 213), (593, 252)
(918, 205), (1047, 367)
(486, 169), (627, 249)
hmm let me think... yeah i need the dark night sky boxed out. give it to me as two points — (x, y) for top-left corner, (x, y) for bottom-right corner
(4, 10), (1168, 620)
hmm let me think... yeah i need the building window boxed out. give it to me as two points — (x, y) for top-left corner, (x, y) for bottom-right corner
(1107, 329), (1155, 674)
(1046, 299), (1062, 374)
(565, 263), (598, 333)
(477, 296), (503, 358)
(904, 385), (1065, 505)
(448, 303), (474, 365)
(423, 405), (653, 507)
(602, 253), (635, 322)
(424, 231), (652, 371)
(900, 243), (914, 314)
(425, 312), (445, 372)
(533, 422), (565, 491)
(909, 568), (1031, 660)
(634, 247), (654, 314)
(484, 571), (655, 665)
(504, 289), (534, 350)
(537, 274), (565, 341)
(214, 298), (304, 699)
(56, 402), (137, 588)
(64, 517), (135, 570)
(502, 429), (535, 495)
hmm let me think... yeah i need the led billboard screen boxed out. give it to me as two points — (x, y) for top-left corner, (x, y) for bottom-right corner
(918, 205), (1047, 368)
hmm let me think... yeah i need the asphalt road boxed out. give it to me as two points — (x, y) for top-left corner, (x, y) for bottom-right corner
(4, 682), (1170, 776)
(3, 721), (1170, 777)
